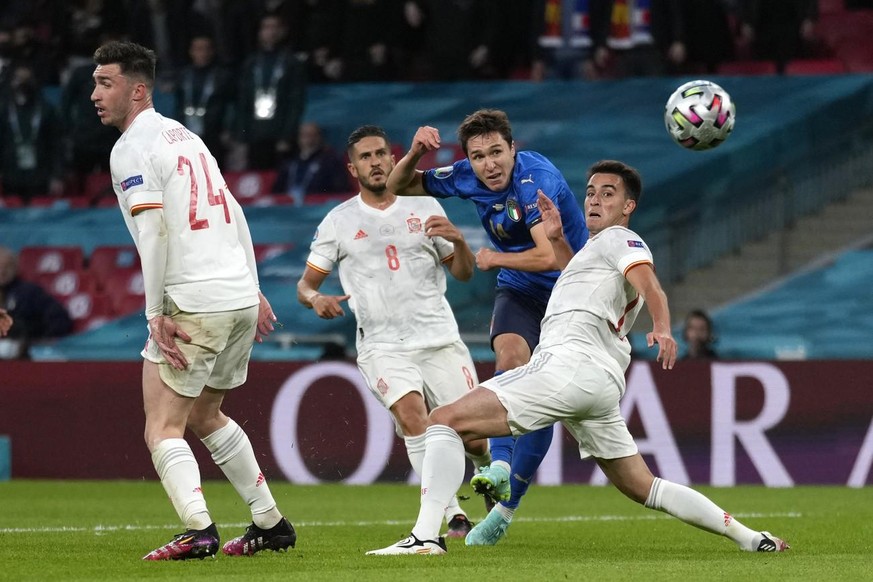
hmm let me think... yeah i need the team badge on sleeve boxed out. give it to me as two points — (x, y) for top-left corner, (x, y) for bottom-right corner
(120, 175), (144, 191)
(627, 240), (645, 248)
(433, 166), (453, 179)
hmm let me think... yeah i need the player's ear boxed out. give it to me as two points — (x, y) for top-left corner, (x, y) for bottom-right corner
(623, 198), (636, 216)
(347, 161), (357, 178)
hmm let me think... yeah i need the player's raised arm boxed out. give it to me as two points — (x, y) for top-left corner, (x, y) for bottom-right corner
(625, 263), (677, 370)
(537, 190), (575, 270)
(387, 126), (441, 196)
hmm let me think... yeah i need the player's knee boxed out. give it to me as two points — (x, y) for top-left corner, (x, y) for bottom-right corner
(429, 403), (458, 429)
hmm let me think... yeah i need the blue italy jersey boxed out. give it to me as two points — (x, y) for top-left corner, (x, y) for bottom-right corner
(422, 150), (588, 302)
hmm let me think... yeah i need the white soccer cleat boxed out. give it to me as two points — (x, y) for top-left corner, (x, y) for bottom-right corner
(366, 534), (447, 556)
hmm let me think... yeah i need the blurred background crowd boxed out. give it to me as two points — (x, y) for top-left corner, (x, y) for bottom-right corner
(1, 0), (871, 206)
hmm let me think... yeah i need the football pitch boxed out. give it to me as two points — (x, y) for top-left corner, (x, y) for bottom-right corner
(1, 481), (870, 581)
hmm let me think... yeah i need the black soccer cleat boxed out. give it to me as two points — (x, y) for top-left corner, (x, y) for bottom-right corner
(222, 517), (297, 556)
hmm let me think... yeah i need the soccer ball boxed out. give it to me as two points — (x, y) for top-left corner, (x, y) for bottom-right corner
(664, 80), (735, 151)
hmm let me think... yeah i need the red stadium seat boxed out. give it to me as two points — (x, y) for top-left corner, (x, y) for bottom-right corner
(784, 58), (847, 75)
(418, 144), (465, 170)
(102, 267), (145, 316)
(88, 245), (141, 290)
(253, 243), (294, 263)
(64, 291), (115, 333)
(83, 172), (113, 199)
(38, 270), (97, 299)
(18, 246), (85, 281)
(225, 170), (278, 202)
(716, 60), (778, 76)
(0, 195), (24, 208)
(112, 293), (145, 316)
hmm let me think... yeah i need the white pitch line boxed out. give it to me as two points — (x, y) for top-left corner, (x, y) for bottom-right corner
(0, 512), (802, 535)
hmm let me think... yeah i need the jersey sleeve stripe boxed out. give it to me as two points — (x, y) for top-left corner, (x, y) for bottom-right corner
(623, 259), (653, 277)
(130, 203), (163, 216)
(305, 261), (331, 275)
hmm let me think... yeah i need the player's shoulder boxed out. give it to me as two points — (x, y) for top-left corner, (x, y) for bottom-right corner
(514, 151), (567, 190)
(599, 226), (648, 249)
(324, 194), (361, 218)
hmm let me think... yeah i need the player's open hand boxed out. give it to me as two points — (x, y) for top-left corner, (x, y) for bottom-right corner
(148, 315), (192, 370)
(312, 293), (351, 319)
(424, 215), (462, 243)
(255, 292), (277, 344)
(646, 330), (677, 370)
(537, 190), (564, 242)
(411, 126), (441, 157)
(0, 308), (12, 337)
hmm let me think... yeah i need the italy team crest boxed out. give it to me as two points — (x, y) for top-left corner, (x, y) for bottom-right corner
(506, 199), (522, 222)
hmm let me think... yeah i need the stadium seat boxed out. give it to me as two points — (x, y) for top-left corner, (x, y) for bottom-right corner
(716, 60), (778, 76)
(18, 246), (85, 281)
(225, 170), (278, 202)
(38, 270), (97, 299)
(418, 144), (465, 169)
(112, 292), (145, 316)
(64, 291), (114, 333)
(88, 245), (141, 291)
(83, 172), (113, 199)
(102, 267), (145, 316)
(784, 58), (847, 75)
(0, 195), (24, 208)
(254, 243), (294, 263)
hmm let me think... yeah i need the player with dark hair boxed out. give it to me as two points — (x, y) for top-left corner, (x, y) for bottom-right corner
(368, 159), (789, 556)
(297, 124), (491, 538)
(387, 108), (588, 545)
(92, 40), (295, 560)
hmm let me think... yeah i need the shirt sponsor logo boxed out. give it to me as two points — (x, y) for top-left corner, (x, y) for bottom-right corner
(120, 175), (144, 191)
(407, 217), (422, 233)
(433, 166), (453, 180)
(506, 199), (521, 222)
(627, 240), (645, 248)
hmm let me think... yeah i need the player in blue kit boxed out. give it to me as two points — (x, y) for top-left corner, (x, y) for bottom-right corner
(387, 109), (588, 545)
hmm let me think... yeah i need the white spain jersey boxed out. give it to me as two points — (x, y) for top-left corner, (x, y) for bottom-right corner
(306, 195), (462, 351)
(110, 109), (258, 313)
(538, 226), (653, 389)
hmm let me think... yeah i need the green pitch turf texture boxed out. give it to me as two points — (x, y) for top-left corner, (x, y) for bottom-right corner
(0, 481), (870, 581)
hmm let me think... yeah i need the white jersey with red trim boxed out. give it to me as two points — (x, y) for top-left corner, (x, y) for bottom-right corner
(305, 195), (461, 351)
(538, 226), (652, 387)
(110, 109), (258, 313)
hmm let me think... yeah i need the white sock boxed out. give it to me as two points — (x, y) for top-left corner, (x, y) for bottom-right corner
(495, 503), (514, 522)
(405, 433), (467, 524)
(491, 460), (511, 473)
(201, 419), (283, 529)
(411, 424), (465, 541)
(645, 477), (759, 550)
(151, 438), (211, 530)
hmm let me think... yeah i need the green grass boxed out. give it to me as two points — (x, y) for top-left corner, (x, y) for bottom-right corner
(0, 481), (871, 581)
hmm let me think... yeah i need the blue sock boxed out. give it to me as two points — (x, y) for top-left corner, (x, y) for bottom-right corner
(487, 370), (515, 465)
(504, 424), (554, 510)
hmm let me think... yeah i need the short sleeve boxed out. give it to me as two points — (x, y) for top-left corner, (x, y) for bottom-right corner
(111, 143), (163, 216)
(305, 213), (339, 274)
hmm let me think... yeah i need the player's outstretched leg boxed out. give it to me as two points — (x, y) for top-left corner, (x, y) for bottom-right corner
(142, 523), (220, 561)
(222, 517), (297, 556)
(645, 477), (790, 553)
